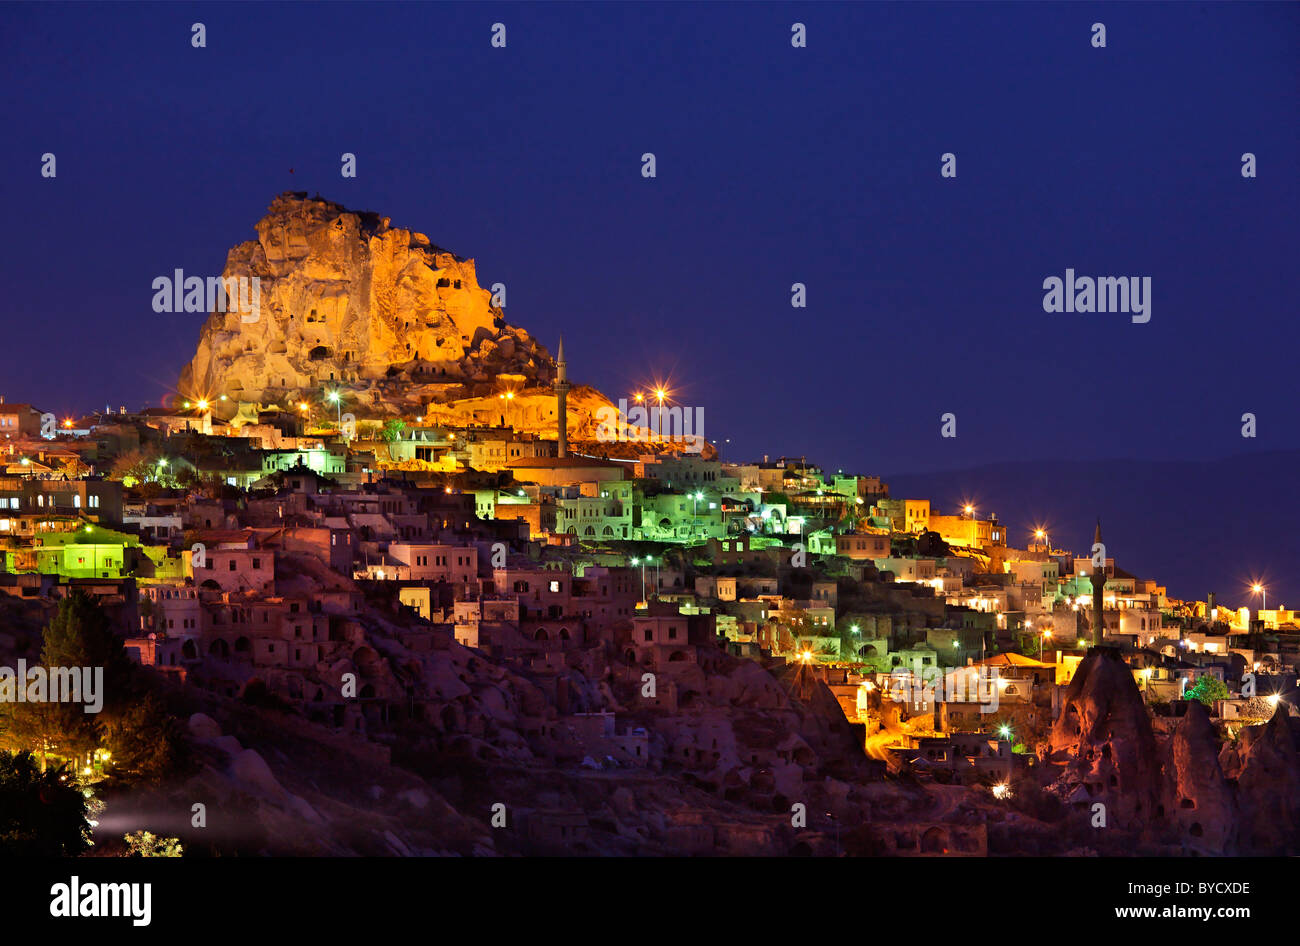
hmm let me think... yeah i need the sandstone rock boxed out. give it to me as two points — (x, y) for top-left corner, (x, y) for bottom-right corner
(1230, 707), (1300, 854)
(229, 748), (288, 801)
(212, 735), (244, 757)
(187, 712), (222, 741)
(177, 193), (713, 459)
(1161, 700), (1236, 854)
(179, 193), (554, 413)
(1049, 647), (1160, 831)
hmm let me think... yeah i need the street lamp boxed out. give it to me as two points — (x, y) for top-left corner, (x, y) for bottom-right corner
(692, 491), (704, 536)
(632, 557), (646, 603)
(327, 389), (342, 428)
(1251, 582), (1267, 619)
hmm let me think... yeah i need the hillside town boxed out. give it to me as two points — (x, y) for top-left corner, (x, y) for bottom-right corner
(1, 369), (1295, 856)
(0, 193), (1293, 859)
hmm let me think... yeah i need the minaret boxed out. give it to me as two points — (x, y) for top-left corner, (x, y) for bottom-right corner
(1092, 517), (1105, 645)
(554, 336), (570, 458)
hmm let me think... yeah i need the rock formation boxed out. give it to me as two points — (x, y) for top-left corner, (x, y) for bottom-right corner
(1159, 699), (1236, 854)
(178, 193), (711, 457)
(179, 193), (556, 415)
(1048, 646), (1160, 831)
(1220, 707), (1300, 854)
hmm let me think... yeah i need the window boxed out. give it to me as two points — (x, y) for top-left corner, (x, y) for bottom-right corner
(549, 580), (561, 593)
(228, 560), (236, 571)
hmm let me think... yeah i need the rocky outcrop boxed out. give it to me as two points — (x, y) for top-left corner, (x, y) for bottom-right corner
(1048, 647), (1160, 831)
(1160, 700), (1236, 854)
(179, 193), (555, 413)
(1221, 707), (1300, 854)
(178, 193), (712, 457)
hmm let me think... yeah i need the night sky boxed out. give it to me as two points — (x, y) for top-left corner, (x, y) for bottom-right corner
(2, 3), (1296, 599)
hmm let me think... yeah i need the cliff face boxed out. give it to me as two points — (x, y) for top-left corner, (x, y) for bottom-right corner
(179, 193), (555, 413)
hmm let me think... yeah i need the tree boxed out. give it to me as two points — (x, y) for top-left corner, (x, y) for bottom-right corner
(41, 591), (137, 715)
(108, 447), (162, 486)
(125, 830), (183, 857)
(0, 752), (93, 856)
(0, 698), (97, 772)
(99, 693), (189, 783)
(0, 593), (119, 767)
(1184, 675), (1231, 707)
(1, 592), (139, 770)
(382, 419), (407, 443)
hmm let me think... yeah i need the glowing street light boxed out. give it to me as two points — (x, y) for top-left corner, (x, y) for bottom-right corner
(326, 389), (344, 434)
(1251, 582), (1267, 616)
(632, 556), (648, 602)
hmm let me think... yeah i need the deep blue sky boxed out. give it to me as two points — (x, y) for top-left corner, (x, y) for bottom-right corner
(2, 1), (1296, 480)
